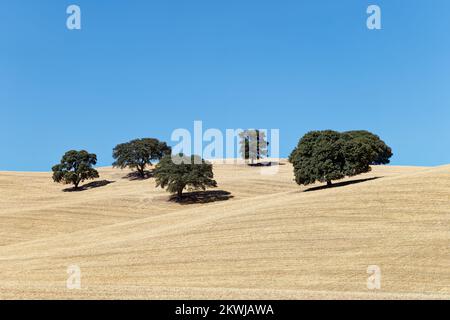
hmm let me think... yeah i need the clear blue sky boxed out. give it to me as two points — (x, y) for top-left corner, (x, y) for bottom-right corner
(1, 0), (450, 171)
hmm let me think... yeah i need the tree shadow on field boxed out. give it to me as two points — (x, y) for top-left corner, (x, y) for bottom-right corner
(304, 177), (382, 193)
(63, 180), (115, 192)
(122, 170), (154, 181)
(169, 190), (234, 205)
(248, 161), (285, 167)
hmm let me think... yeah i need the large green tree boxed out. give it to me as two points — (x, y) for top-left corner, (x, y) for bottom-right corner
(112, 138), (171, 177)
(290, 130), (389, 187)
(239, 130), (269, 164)
(289, 130), (392, 166)
(154, 154), (217, 201)
(52, 150), (99, 189)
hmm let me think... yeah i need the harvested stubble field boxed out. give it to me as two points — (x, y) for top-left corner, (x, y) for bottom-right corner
(0, 161), (449, 299)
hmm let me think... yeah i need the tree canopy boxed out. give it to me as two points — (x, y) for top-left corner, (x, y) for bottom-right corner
(154, 154), (217, 201)
(290, 130), (392, 186)
(112, 138), (171, 177)
(342, 130), (393, 165)
(52, 150), (99, 189)
(239, 130), (269, 164)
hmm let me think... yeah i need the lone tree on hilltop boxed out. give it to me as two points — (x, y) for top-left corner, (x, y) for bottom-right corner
(112, 138), (171, 178)
(290, 130), (390, 187)
(154, 154), (217, 201)
(239, 130), (269, 164)
(52, 150), (99, 189)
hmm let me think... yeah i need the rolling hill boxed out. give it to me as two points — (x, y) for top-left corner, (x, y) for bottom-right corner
(0, 162), (449, 299)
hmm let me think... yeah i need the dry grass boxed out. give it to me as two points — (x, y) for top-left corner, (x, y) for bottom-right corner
(0, 161), (449, 299)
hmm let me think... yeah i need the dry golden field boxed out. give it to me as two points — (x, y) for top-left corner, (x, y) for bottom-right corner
(0, 161), (449, 299)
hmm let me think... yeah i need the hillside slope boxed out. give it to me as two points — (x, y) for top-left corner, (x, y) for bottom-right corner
(0, 163), (448, 299)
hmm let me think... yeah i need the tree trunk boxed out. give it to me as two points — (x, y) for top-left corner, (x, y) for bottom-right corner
(327, 180), (332, 187)
(137, 166), (145, 178)
(256, 130), (260, 160)
(177, 189), (183, 201)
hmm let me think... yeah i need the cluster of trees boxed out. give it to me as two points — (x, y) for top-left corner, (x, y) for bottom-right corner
(289, 130), (392, 186)
(52, 130), (269, 197)
(52, 138), (216, 201)
(52, 129), (392, 199)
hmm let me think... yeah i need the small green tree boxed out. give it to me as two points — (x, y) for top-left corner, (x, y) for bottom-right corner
(52, 150), (99, 189)
(112, 138), (171, 177)
(154, 154), (217, 201)
(291, 130), (377, 187)
(239, 130), (269, 164)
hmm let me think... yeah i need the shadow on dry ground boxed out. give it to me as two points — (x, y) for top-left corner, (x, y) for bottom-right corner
(63, 180), (115, 192)
(169, 190), (234, 204)
(247, 161), (286, 167)
(304, 177), (382, 192)
(121, 170), (154, 181)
